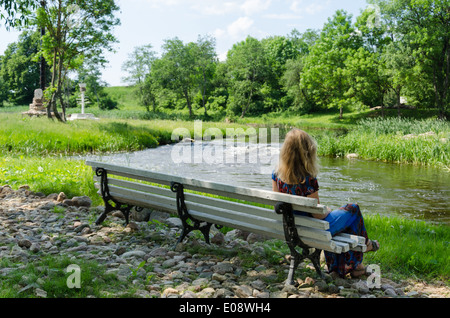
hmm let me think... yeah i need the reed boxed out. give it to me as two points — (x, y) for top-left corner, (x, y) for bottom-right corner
(314, 117), (449, 167)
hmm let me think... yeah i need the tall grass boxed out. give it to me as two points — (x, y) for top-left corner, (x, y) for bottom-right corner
(0, 114), (162, 155)
(316, 117), (449, 167)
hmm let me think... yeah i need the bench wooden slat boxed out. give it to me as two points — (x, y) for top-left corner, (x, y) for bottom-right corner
(332, 240), (350, 252)
(184, 200), (332, 242)
(108, 191), (178, 214)
(333, 234), (359, 248)
(97, 183), (334, 244)
(86, 161), (328, 215)
(336, 233), (366, 245)
(95, 175), (330, 231)
(351, 244), (367, 252)
(300, 237), (340, 253)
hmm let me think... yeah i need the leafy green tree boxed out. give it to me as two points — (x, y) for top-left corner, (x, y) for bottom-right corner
(35, 0), (120, 121)
(371, 0), (449, 118)
(300, 10), (363, 118)
(192, 35), (217, 116)
(121, 44), (157, 111)
(152, 37), (198, 117)
(0, 0), (38, 29)
(0, 30), (49, 104)
(225, 36), (270, 118)
(121, 44), (157, 85)
(280, 29), (319, 112)
(381, 41), (416, 116)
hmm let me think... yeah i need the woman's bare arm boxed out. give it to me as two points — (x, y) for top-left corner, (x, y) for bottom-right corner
(307, 191), (331, 220)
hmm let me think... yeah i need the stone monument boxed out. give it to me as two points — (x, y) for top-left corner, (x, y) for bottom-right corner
(22, 89), (47, 116)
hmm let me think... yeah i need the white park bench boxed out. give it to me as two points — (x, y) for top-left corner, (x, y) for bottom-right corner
(85, 160), (367, 285)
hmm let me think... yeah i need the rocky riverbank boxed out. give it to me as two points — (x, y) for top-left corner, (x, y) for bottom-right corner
(0, 185), (448, 298)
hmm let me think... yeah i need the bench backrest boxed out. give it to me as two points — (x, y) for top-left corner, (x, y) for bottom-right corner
(85, 161), (348, 253)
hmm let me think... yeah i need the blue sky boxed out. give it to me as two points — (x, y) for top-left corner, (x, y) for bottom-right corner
(0, 0), (369, 86)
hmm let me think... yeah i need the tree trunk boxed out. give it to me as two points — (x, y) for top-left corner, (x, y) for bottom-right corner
(183, 89), (193, 117)
(201, 69), (208, 116)
(47, 48), (58, 119)
(240, 87), (253, 118)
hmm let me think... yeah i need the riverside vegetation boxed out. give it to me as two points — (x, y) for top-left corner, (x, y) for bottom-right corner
(0, 106), (449, 298)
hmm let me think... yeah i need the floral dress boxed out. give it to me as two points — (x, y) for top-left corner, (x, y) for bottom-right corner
(272, 171), (368, 277)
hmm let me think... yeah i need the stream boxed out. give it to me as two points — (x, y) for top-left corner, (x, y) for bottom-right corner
(82, 140), (449, 226)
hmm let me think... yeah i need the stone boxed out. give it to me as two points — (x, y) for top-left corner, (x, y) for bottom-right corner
(211, 262), (234, 274)
(70, 196), (92, 207)
(162, 287), (179, 298)
(384, 288), (398, 297)
(121, 250), (147, 259)
(314, 280), (329, 292)
(165, 217), (182, 228)
(211, 232), (225, 245)
(351, 280), (370, 294)
(233, 285), (253, 298)
(56, 192), (67, 202)
(181, 290), (197, 298)
(30, 243), (40, 253)
(35, 288), (47, 298)
(18, 239), (32, 249)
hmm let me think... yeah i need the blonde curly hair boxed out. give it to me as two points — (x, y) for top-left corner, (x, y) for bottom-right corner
(276, 128), (319, 184)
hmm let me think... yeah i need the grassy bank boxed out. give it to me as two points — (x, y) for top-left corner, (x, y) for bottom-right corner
(0, 111), (449, 283)
(314, 117), (449, 167)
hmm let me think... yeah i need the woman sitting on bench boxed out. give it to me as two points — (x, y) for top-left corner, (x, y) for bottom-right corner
(272, 128), (380, 278)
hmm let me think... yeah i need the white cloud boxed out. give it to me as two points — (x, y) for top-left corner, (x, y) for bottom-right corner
(289, 0), (304, 12)
(213, 28), (226, 39)
(240, 0), (272, 15)
(199, 1), (239, 15)
(192, 0), (272, 16)
(304, 2), (328, 15)
(264, 13), (302, 20)
(289, 0), (329, 15)
(227, 16), (254, 39)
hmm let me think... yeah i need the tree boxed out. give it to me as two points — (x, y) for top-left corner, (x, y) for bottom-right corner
(193, 35), (217, 116)
(0, 0), (39, 30)
(152, 37), (198, 117)
(0, 30), (50, 104)
(121, 44), (157, 111)
(35, 0), (120, 121)
(226, 36), (270, 118)
(278, 29), (320, 112)
(300, 10), (364, 118)
(121, 44), (156, 85)
(371, 0), (450, 118)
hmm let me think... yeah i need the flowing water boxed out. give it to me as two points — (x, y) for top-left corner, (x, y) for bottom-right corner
(83, 140), (449, 226)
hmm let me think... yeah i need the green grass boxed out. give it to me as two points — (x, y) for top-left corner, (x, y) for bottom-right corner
(314, 117), (450, 167)
(0, 156), (101, 205)
(364, 214), (450, 281)
(0, 255), (137, 298)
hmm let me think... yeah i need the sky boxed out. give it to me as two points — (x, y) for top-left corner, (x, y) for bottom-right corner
(0, 0), (369, 87)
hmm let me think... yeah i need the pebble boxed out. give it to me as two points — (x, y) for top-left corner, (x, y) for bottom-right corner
(0, 186), (446, 298)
